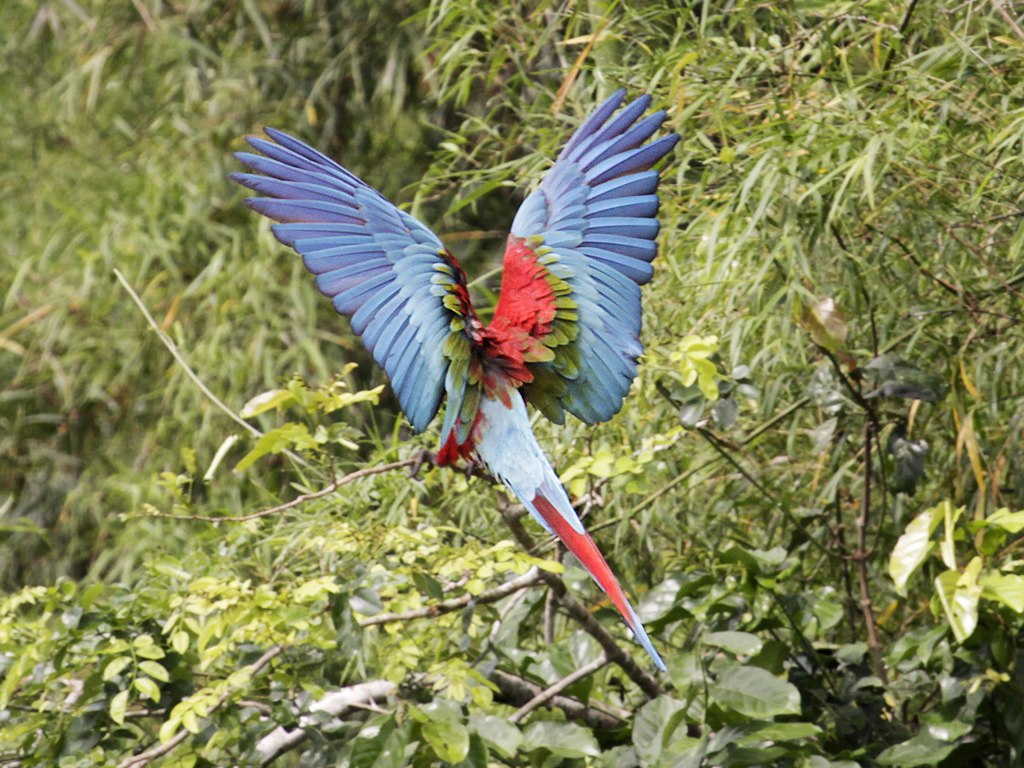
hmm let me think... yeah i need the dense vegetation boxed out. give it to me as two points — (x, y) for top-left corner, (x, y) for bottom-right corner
(3, 1), (1024, 765)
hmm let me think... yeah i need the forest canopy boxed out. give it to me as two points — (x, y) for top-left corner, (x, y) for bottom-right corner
(2, 1), (1024, 766)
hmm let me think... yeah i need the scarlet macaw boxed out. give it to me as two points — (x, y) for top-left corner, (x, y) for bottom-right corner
(233, 90), (678, 671)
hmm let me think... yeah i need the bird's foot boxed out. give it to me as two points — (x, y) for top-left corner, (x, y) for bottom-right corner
(407, 449), (436, 478)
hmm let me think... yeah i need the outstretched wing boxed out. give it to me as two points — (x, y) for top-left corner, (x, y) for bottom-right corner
(495, 90), (678, 424)
(232, 129), (477, 432)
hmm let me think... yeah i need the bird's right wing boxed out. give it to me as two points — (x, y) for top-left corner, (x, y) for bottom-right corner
(494, 90), (678, 425)
(232, 129), (479, 433)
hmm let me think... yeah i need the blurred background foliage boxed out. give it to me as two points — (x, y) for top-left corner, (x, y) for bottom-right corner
(2, 0), (1024, 766)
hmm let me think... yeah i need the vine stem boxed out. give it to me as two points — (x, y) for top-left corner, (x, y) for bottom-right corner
(857, 420), (889, 684)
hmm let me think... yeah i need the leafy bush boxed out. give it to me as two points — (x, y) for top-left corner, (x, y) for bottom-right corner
(3, 1), (1024, 766)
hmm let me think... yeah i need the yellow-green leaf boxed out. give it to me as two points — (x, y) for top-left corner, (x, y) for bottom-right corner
(980, 572), (1024, 613)
(889, 505), (942, 596)
(935, 557), (982, 643)
(240, 388), (294, 418)
(134, 676), (162, 703)
(109, 689), (130, 725)
(171, 630), (190, 655)
(139, 660), (169, 683)
(103, 656), (132, 682)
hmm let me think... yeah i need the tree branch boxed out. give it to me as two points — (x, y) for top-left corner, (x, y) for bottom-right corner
(509, 653), (609, 723)
(856, 420), (889, 684)
(114, 268), (309, 468)
(489, 669), (625, 730)
(150, 459), (418, 522)
(254, 680), (397, 765)
(359, 567), (542, 626)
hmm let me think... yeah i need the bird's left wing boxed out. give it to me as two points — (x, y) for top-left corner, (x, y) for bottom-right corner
(232, 129), (477, 432)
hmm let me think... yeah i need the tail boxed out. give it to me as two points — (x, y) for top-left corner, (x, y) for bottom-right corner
(473, 392), (666, 671)
(524, 481), (667, 672)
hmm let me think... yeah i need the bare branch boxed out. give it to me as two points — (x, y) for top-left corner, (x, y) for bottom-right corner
(489, 669), (625, 730)
(151, 459), (418, 522)
(856, 421), (889, 684)
(360, 567), (542, 627)
(509, 654), (609, 724)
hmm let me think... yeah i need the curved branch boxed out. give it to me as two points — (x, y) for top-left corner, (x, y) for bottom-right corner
(114, 268), (309, 468)
(152, 459), (418, 522)
(509, 653), (609, 723)
(359, 567), (542, 626)
(489, 669), (625, 730)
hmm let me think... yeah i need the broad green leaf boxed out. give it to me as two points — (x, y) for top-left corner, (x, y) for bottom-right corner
(170, 630), (190, 655)
(985, 508), (1024, 534)
(708, 720), (820, 750)
(980, 572), (1024, 612)
(159, 716), (181, 743)
(877, 732), (957, 766)
(521, 721), (600, 758)
(109, 689), (130, 726)
(412, 571), (445, 602)
(418, 702), (469, 763)
(745, 721), (821, 741)
(234, 423), (322, 472)
(934, 557), (982, 642)
(702, 631), (764, 656)
(468, 715), (521, 759)
(939, 501), (964, 570)
(809, 758), (861, 768)
(422, 718), (469, 764)
(351, 716), (403, 768)
(139, 660), (170, 683)
(103, 656), (132, 682)
(134, 676), (162, 702)
(350, 587), (383, 616)
(710, 666), (801, 718)
(633, 697), (688, 764)
(889, 505), (942, 595)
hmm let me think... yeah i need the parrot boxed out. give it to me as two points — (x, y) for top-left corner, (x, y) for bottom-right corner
(232, 89), (678, 671)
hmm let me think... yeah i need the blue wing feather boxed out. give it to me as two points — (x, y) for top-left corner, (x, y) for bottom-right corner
(509, 90), (678, 424)
(233, 131), (474, 433)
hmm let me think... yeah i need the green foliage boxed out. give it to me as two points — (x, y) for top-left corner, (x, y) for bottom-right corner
(4, 0), (1024, 766)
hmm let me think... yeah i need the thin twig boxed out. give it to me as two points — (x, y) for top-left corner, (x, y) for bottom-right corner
(117, 646), (284, 768)
(881, 0), (921, 73)
(488, 669), (625, 729)
(359, 567), (542, 626)
(149, 459), (417, 522)
(113, 268), (309, 468)
(509, 653), (609, 723)
(992, 0), (1024, 42)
